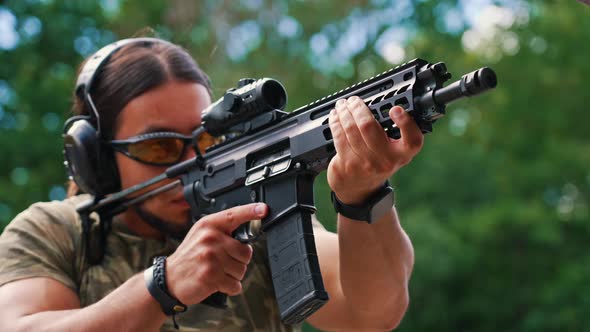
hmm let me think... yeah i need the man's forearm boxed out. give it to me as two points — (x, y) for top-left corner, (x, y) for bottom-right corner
(12, 274), (167, 332)
(337, 206), (414, 315)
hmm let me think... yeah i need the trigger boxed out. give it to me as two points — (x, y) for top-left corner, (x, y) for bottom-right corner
(234, 219), (262, 243)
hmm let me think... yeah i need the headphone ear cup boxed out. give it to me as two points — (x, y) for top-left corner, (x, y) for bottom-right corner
(63, 119), (120, 196)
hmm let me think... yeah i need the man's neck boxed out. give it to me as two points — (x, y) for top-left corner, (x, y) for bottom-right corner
(120, 209), (165, 241)
(120, 205), (190, 241)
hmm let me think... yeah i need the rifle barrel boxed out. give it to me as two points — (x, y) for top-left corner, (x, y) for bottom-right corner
(433, 67), (497, 105)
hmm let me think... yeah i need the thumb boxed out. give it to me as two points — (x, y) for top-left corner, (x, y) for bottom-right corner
(389, 106), (423, 144)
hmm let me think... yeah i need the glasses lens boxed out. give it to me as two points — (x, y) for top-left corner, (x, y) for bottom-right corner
(127, 137), (185, 164)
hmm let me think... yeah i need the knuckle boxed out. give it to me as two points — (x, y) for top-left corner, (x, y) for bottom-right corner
(347, 161), (360, 174)
(194, 217), (209, 229)
(333, 173), (346, 188)
(198, 247), (218, 263)
(199, 229), (220, 244)
(360, 161), (373, 175)
(357, 116), (375, 131)
(199, 263), (217, 280)
(341, 119), (355, 131)
(224, 210), (235, 224)
(328, 109), (336, 120)
(339, 160), (353, 175)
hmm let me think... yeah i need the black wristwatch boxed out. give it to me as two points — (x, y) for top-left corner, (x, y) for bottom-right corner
(144, 256), (187, 328)
(331, 181), (395, 224)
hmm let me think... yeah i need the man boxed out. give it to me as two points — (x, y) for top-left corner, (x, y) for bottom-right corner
(0, 37), (422, 331)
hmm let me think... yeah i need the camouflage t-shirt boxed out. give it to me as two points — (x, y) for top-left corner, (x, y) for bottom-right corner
(0, 195), (325, 331)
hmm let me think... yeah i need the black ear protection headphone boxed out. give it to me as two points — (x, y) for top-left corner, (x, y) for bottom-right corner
(63, 37), (173, 197)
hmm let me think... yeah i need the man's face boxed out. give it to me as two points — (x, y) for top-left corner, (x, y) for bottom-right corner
(113, 80), (212, 229)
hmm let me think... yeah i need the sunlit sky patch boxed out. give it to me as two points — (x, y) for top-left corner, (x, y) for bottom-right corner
(460, 0), (530, 61)
(0, 8), (19, 50)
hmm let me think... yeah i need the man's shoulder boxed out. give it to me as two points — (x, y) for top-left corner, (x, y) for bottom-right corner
(5, 194), (91, 235)
(0, 195), (92, 290)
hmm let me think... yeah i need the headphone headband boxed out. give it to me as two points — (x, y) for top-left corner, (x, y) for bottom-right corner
(75, 37), (174, 98)
(75, 37), (174, 136)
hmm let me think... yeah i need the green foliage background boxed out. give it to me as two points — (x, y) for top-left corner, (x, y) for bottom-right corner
(1, 0), (589, 331)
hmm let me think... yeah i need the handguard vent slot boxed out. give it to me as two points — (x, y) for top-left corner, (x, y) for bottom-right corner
(370, 95), (383, 105)
(394, 97), (410, 109)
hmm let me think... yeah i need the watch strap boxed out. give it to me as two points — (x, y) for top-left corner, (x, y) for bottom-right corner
(144, 256), (187, 317)
(331, 181), (394, 224)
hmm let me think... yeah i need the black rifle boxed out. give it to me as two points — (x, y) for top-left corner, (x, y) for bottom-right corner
(78, 58), (497, 325)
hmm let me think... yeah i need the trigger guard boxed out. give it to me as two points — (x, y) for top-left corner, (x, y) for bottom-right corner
(233, 220), (261, 243)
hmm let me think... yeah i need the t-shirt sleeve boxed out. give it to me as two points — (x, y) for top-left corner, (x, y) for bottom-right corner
(0, 200), (81, 290)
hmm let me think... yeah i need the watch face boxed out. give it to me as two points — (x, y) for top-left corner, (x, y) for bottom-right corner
(369, 189), (394, 224)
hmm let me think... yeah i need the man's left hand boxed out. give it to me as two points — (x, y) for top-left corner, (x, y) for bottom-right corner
(327, 96), (423, 205)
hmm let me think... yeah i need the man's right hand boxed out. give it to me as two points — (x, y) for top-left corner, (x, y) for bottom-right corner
(165, 203), (268, 305)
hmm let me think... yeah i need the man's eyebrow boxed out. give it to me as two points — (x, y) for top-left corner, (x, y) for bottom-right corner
(137, 126), (179, 135)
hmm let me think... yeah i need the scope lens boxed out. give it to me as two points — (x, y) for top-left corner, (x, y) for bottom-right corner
(261, 80), (287, 110)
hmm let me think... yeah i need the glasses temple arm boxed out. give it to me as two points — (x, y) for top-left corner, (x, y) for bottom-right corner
(76, 128), (211, 217)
